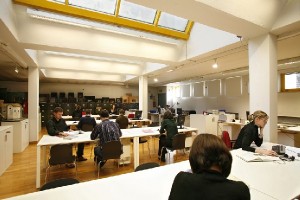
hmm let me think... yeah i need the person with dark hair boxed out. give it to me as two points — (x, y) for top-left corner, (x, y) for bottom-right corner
(72, 104), (82, 120)
(46, 107), (87, 165)
(90, 109), (122, 168)
(233, 110), (277, 156)
(116, 109), (129, 129)
(169, 134), (250, 200)
(158, 110), (178, 162)
(77, 109), (96, 130)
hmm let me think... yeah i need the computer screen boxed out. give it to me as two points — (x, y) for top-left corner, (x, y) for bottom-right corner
(177, 115), (185, 129)
(134, 110), (143, 119)
(177, 108), (183, 115)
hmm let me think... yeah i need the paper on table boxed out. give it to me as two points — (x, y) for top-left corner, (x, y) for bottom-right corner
(235, 149), (280, 162)
(64, 131), (80, 135)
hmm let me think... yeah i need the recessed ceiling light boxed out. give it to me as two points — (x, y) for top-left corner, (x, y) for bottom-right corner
(154, 78), (158, 82)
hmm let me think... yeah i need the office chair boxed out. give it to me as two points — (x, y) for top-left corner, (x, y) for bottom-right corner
(45, 144), (77, 183)
(221, 131), (236, 149)
(96, 140), (123, 178)
(160, 133), (186, 164)
(40, 178), (79, 191)
(80, 123), (95, 159)
(134, 162), (160, 172)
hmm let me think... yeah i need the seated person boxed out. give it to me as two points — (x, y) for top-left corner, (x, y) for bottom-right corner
(46, 107), (87, 163)
(90, 109), (122, 167)
(116, 109), (129, 129)
(233, 110), (277, 156)
(72, 104), (82, 120)
(168, 134), (250, 200)
(77, 109), (96, 131)
(158, 111), (178, 162)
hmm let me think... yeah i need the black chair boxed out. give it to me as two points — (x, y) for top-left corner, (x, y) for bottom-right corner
(40, 178), (79, 191)
(96, 140), (123, 177)
(45, 144), (77, 182)
(135, 162), (160, 172)
(81, 123), (94, 131)
(160, 134), (186, 164)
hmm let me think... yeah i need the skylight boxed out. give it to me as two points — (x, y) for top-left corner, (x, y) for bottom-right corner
(16, 0), (193, 39)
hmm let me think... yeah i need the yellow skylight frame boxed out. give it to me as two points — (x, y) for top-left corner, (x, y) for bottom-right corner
(14, 0), (193, 40)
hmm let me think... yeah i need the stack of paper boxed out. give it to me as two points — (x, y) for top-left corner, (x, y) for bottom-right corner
(235, 149), (280, 162)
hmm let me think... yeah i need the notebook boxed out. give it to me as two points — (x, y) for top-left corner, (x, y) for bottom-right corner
(235, 149), (280, 162)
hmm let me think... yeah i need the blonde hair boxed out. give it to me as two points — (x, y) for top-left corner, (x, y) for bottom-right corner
(248, 110), (269, 122)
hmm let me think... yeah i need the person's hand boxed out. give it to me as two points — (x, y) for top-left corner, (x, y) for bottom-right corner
(59, 132), (69, 137)
(256, 148), (277, 156)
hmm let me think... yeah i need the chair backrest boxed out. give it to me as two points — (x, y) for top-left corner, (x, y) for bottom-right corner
(49, 144), (75, 165)
(172, 134), (186, 150)
(128, 113), (135, 119)
(222, 131), (231, 149)
(40, 178), (79, 191)
(81, 123), (94, 131)
(102, 140), (123, 160)
(135, 162), (159, 172)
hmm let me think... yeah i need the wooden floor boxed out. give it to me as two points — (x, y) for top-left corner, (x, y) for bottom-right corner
(0, 128), (189, 199)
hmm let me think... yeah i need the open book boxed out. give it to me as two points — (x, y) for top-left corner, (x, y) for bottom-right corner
(235, 149), (280, 162)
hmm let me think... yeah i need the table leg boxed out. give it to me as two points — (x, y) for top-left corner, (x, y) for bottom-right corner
(133, 136), (139, 169)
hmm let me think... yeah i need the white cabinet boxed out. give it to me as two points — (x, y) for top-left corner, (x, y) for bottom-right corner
(190, 114), (236, 136)
(2, 119), (29, 153)
(0, 126), (13, 176)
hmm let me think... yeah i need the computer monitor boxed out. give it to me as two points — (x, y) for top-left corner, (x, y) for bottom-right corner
(177, 108), (183, 115)
(134, 110), (143, 120)
(177, 115), (185, 129)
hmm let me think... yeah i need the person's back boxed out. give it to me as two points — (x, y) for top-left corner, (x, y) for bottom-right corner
(116, 109), (129, 129)
(169, 171), (249, 200)
(77, 109), (96, 130)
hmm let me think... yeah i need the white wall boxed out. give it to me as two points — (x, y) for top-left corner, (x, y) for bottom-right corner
(168, 75), (300, 119)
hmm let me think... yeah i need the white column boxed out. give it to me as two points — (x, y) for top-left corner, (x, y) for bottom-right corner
(139, 76), (148, 119)
(248, 34), (277, 143)
(28, 67), (39, 141)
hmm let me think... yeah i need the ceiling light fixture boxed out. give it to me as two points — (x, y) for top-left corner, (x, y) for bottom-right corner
(154, 78), (158, 82)
(14, 66), (19, 73)
(167, 69), (174, 72)
(212, 59), (218, 69)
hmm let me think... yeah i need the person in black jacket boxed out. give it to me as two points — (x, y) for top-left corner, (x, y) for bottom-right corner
(233, 110), (277, 156)
(46, 107), (87, 162)
(169, 134), (250, 200)
(158, 111), (178, 162)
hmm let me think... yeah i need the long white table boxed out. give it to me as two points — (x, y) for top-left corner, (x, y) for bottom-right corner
(7, 143), (300, 200)
(65, 118), (151, 126)
(35, 126), (198, 188)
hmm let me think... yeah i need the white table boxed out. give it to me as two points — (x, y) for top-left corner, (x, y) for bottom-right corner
(35, 126), (198, 188)
(231, 142), (300, 200)
(7, 145), (300, 200)
(65, 119), (150, 127)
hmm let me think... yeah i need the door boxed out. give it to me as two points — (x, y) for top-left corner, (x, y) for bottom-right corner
(158, 93), (166, 109)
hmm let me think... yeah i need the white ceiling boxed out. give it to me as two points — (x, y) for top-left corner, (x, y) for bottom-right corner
(0, 0), (300, 87)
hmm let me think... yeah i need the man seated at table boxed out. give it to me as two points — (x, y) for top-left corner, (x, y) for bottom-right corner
(115, 109), (129, 129)
(77, 109), (96, 131)
(46, 107), (87, 164)
(90, 109), (123, 168)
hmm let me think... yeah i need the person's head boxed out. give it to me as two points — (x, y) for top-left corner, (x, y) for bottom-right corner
(53, 107), (63, 120)
(189, 134), (232, 177)
(249, 110), (269, 128)
(75, 104), (81, 110)
(163, 110), (173, 120)
(85, 109), (92, 116)
(119, 109), (125, 115)
(100, 109), (109, 119)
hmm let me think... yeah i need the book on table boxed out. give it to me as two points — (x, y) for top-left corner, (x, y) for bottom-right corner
(235, 149), (280, 162)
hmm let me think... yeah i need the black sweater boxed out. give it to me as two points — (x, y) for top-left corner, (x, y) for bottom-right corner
(169, 171), (250, 200)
